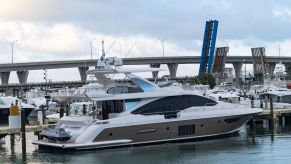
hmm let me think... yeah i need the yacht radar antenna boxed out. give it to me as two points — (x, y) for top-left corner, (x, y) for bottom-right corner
(96, 40), (107, 69)
(278, 43), (282, 64)
(101, 40), (105, 62)
(96, 40), (124, 69)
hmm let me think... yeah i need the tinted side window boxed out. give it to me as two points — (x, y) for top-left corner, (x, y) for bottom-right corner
(141, 104), (173, 115)
(132, 95), (216, 115)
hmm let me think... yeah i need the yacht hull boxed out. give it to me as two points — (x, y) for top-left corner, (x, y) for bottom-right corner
(33, 114), (252, 150)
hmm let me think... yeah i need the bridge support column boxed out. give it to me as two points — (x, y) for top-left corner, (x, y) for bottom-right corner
(232, 62), (243, 86)
(150, 64), (160, 79)
(17, 70), (29, 84)
(0, 72), (10, 85)
(167, 63), (178, 78)
(78, 67), (89, 82)
(267, 62), (276, 76)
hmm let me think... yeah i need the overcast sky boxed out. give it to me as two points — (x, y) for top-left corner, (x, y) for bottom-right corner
(0, 0), (290, 83)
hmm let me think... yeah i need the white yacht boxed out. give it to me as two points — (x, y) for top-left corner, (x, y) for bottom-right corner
(274, 61), (287, 77)
(0, 96), (35, 122)
(33, 64), (262, 150)
(25, 89), (60, 125)
(207, 90), (241, 103)
(32, 45), (262, 150)
(252, 62), (291, 108)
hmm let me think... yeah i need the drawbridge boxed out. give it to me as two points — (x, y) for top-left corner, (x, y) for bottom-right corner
(198, 20), (219, 75)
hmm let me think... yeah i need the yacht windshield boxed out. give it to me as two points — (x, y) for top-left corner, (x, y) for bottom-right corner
(0, 99), (5, 105)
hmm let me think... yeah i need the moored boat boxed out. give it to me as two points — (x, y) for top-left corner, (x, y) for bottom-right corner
(32, 43), (262, 150)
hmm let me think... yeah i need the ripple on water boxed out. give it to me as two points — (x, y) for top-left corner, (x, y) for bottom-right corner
(1, 125), (291, 164)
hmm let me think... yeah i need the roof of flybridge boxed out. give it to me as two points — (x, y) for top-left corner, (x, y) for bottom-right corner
(0, 56), (290, 72)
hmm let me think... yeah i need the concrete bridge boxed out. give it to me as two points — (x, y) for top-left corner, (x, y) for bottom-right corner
(0, 77), (196, 96)
(0, 56), (289, 85)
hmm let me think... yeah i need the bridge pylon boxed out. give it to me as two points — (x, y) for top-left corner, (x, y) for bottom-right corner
(78, 67), (89, 82)
(0, 72), (10, 85)
(17, 70), (29, 84)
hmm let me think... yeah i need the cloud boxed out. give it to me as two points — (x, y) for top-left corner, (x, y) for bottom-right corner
(0, 20), (198, 62)
(0, 0), (56, 20)
(1, 0), (291, 83)
(273, 6), (291, 19)
(3, 0), (291, 41)
(1, 18), (290, 83)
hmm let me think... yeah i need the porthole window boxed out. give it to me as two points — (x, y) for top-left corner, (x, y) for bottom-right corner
(166, 127), (170, 131)
(224, 118), (240, 124)
(200, 124), (204, 127)
(218, 120), (221, 124)
(109, 132), (113, 136)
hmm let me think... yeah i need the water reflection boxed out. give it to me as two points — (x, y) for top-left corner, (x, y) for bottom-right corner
(1, 123), (291, 163)
(30, 133), (260, 164)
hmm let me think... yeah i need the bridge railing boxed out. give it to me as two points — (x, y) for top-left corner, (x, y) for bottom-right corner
(0, 59), (96, 65)
(0, 80), (98, 88)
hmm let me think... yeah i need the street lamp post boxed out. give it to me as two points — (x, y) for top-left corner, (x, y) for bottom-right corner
(159, 38), (167, 57)
(244, 59), (246, 84)
(7, 40), (17, 63)
(243, 58), (246, 100)
(43, 69), (48, 95)
(87, 39), (95, 60)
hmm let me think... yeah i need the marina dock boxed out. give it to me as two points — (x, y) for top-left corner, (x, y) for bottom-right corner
(1, 104), (291, 133)
(259, 108), (291, 118)
(0, 125), (48, 135)
(1, 108), (291, 136)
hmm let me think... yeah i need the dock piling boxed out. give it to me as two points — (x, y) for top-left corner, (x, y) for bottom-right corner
(66, 102), (69, 116)
(10, 134), (15, 149)
(282, 115), (286, 127)
(20, 108), (26, 157)
(250, 117), (256, 130)
(269, 98), (275, 135)
(270, 98), (275, 120)
(60, 102), (64, 118)
(83, 104), (86, 115)
(41, 105), (45, 125)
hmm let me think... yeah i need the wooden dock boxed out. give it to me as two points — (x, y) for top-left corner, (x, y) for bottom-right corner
(0, 125), (48, 135)
(257, 108), (291, 119)
(1, 107), (291, 135)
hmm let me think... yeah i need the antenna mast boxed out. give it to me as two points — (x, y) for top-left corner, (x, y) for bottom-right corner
(101, 40), (105, 61)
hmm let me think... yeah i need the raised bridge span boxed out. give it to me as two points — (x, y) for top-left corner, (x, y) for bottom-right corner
(0, 56), (289, 85)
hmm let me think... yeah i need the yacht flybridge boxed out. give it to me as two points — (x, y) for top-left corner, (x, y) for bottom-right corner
(33, 44), (262, 150)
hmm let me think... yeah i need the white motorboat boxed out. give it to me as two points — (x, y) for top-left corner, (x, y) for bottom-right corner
(25, 88), (60, 125)
(33, 43), (262, 150)
(0, 96), (35, 122)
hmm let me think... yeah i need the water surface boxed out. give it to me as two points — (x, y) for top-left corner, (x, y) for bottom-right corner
(1, 123), (291, 164)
